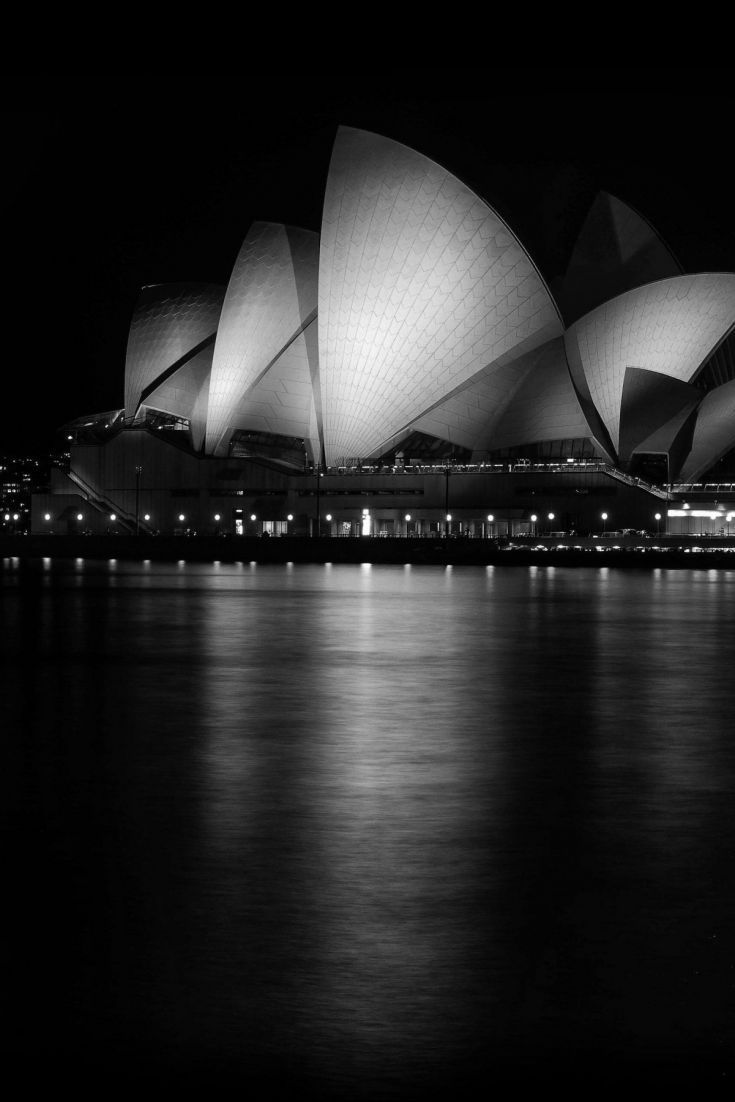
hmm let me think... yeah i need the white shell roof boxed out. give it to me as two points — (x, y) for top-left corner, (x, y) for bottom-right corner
(318, 127), (562, 465)
(487, 339), (593, 452)
(565, 274), (735, 456)
(678, 378), (735, 482)
(144, 344), (214, 452)
(560, 192), (681, 323)
(124, 284), (224, 417)
(226, 318), (321, 462)
(205, 222), (319, 456)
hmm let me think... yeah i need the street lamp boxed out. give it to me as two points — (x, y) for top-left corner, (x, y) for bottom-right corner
(486, 513), (494, 539)
(655, 512), (661, 536)
(531, 513), (537, 537)
(601, 512), (608, 535)
(77, 513), (83, 522)
(446, 512), (452, 538)
(134, 465), (142, 536)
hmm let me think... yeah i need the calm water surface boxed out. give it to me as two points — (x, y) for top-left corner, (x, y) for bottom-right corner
(4, 560), (735, 1094)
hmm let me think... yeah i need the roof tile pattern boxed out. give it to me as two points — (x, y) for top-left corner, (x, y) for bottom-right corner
(565, 274), (735, 455)
(318, 127), (562, 465)
(124, 284), (224, 417)
(227, 318), (321, 463)
(205, 222), (319, 455)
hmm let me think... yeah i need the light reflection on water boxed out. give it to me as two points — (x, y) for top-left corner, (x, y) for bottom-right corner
(4, 561), (735, 1093)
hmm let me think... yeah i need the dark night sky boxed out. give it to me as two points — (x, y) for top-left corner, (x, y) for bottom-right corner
(4, 70), (734, 454)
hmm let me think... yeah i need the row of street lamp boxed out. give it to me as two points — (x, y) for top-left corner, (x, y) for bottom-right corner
(35, 508), (667, 535)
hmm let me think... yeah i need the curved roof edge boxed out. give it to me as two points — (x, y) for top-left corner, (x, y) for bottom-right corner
(318, 126), (564, 465)
(559, 190), (682, 325)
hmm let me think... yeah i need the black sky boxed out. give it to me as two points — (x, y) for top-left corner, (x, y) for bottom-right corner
(4, 70), (734, 454)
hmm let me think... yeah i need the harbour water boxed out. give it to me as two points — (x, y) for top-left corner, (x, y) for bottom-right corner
(5, 559), (735, 1094)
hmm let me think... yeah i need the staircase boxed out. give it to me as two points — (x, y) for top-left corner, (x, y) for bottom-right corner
(66, 469), (155, 534)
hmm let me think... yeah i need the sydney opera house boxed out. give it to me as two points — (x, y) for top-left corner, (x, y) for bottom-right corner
(32, 127), (735, 538)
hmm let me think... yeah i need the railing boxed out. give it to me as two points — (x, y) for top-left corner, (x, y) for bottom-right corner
(671, 483), (735, 494)
(67, 469), (155, 535)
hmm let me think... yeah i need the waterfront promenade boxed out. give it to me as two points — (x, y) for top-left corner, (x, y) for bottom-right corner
(3, 534), (735, 568)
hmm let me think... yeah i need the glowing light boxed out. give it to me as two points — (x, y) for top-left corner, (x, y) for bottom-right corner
(214, 514), (221, 522)
(326, 514), (332, 521)
(405, 514), (411, 521)
(77, 513), (83, 521)
(44, 513), (51, 521)
(548, 512), (555, 521)
(144, 514), (151, 521)
(109, 513), (116, 521)
(178, 514), (185, 522)
(446, 513), (452, 522)
(531, 514), (537, 523)
(487, 514), (494, 522)
(250, 514), (256, 521)
(287, 514), (293, 522)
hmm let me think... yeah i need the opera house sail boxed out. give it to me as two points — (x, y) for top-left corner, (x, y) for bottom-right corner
(33, 127), (735, 538)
